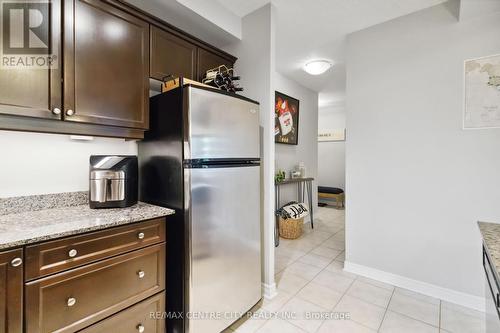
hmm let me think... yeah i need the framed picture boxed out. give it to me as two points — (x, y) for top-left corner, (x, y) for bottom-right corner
(275, 91), (300, 145)
(464, 54), (500, 129)
(318, 128), (346, 142)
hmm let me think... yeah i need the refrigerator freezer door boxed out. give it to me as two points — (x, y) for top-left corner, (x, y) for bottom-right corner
(186, 165), (261, 333)
(184, 87), (260, 160)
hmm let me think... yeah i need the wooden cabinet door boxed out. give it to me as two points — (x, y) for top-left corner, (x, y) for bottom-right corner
(0, 249), (23, 333)
(197, 47), (234, 81)
(64, 0), (150, 129)
(150, 26), (197, 81)
(0, 0), (61, 120)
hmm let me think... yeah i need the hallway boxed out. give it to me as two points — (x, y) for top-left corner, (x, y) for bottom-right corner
(227, 207), (485, 333)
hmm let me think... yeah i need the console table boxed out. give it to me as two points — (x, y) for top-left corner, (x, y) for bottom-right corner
(275, 177), (314, 247)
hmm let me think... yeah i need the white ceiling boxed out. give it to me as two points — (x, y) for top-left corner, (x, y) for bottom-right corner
(217, 0), (448, 107)
(128, 0), (450, 107)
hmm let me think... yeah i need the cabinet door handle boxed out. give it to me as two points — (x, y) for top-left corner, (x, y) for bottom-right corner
(67, 297), (77, 307)
(52, 108), (61, 115)
(66, 109), (75, 116)
(137, 270), (145, 279)
(68, 249), (78, 258)
(137, 324), (145, 333)
(10, 257), (22, 267)
(137, 232), (145, 240)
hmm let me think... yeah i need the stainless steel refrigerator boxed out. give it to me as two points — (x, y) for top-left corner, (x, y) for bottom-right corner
(138, 85), (262, 333)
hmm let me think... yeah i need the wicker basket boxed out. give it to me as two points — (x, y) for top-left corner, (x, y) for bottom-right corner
(279, 216), (304, 239)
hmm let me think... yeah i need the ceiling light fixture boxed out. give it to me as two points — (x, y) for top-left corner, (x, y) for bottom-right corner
(303, 60), (332, 75)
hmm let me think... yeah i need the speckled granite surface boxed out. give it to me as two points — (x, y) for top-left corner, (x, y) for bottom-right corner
(478, 222), (500, 278)
(0, 191), (89, 215)
(0, 192), (174, 250)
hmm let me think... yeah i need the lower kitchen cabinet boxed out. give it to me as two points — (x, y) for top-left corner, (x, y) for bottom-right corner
(80, 292), (165, 333)
(0, 248), (23, 333)
(0, 218), (167, 333)
(25, 243), (165, 333)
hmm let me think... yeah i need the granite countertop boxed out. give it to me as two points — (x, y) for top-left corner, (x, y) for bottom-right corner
(478, 221), (500, 279)
(0, 192), (174, 250)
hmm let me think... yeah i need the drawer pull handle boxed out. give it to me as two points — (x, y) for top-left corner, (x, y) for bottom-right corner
(67, 297), (77, 307)
(137, 270), (145, 279)
(137, 324), (145, 333)
(68, 249), (78, 258)
(10, 257), (22, 267)
(137, 232), (145, 240)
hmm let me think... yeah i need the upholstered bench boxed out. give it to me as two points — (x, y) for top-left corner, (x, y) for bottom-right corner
(318, 186), (345, 208)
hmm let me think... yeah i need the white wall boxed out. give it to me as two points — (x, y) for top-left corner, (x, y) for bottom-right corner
(223, 4), (277, 299)
(318, 102), (346, 190)
(345, 3), (500, 310)
(274, 73), (319, 211)
(0, 131), (137, 198)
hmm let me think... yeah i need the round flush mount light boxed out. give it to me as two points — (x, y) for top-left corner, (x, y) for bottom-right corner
(303, 60), (332, 75)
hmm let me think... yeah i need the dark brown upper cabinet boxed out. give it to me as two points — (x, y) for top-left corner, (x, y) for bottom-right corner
(197, 47), (235, 81)
(150, 26), (197, 81)
(0, 0), (62, 120)
(0, 248), (23, 333)
(64, 0), (150, 129)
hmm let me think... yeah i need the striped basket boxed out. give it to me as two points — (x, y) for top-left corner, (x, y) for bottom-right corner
(279, 216), (304, 239)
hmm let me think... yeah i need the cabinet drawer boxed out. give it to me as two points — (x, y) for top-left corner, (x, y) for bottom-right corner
(25, 217), (166, 280)
(80, 292), (165, 333)
(25, 243), (165, 333)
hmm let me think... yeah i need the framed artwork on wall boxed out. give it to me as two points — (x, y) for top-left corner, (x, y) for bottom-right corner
(464, 54), (500, 129)
(318, 128), (346, 142)
(275, 91), (300, 145)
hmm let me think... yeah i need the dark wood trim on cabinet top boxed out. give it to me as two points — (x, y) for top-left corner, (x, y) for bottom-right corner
(0, 114), (145, 139)
(105, 0), (237, 64)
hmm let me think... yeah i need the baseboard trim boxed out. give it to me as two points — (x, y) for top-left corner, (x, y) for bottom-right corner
(344, 261), (485, 312)
(262, 282), (278, 300)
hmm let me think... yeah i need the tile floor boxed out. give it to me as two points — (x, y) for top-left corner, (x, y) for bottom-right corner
(224, 206), (486, 333)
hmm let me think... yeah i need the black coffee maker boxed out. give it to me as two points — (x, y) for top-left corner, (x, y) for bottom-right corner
(89, 155), (138, 209)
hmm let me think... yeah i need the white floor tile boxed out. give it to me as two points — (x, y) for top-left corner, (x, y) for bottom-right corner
(334, 295), (386, 330)
(230, 309), (269, 333)
(313, 270), (356, 293)
(379, 311), (439, 333)
(324, 261), (359, 279)
(276, 272), (310, 294)
(322, 237), (346, 251)
(262, 290), (294, 312)
(394, 288), (440, 305)
(281, 297), (328, 332)
(440, 302), (485, 333)
(296, 281), (344, 310)
(276, 247), (307, 261)
(297, 253), (332, 269)
(346, 280), (393, 308)
(388, 292), (440, 326)
(317, 319), (377, 333)
(256, 319), (306, 333)
(281, 261), (323, 281)
(334, 251), (345, 262)
(311, 246), (342, 259)
(356, 276), (395, 291)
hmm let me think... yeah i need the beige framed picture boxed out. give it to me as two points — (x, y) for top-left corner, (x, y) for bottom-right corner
(318, 128), (346, 142)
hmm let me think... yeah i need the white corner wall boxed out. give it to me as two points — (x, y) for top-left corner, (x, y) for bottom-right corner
(345, 4), (500, 310)
(223, 3), (277, 299)
(0, 131), (137, 198)
(274, 73), (319, 211)
(318, 102), (346, 190)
